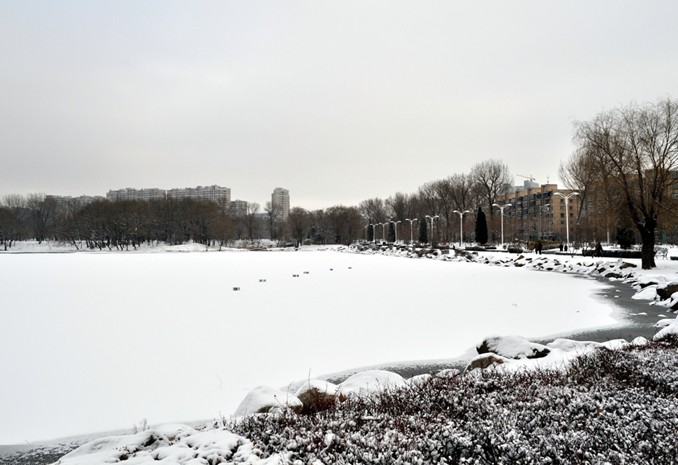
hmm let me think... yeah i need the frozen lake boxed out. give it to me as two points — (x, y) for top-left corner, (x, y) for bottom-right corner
(0, 249), (620, 444)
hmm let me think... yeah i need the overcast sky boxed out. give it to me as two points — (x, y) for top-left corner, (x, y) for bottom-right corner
(2, 1), (677, 210)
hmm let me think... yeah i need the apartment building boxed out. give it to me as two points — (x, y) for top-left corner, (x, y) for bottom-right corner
(271, 187), (290, 220)
(106, 185), (231, 208)
(167, 185), (231, 208)
(498, 183), (581, 243)
(106, 188), (166, 202)
(229, 199), (249, 217)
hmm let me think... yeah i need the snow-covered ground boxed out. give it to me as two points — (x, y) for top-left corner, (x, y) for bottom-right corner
(1, 243), (676, 447)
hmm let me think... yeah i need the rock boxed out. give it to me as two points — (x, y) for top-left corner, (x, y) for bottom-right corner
(619, 261), (637, 269)
(464, 353), (508, 372)
(477, 335), (551, 359)
(235, 386), (303, 416)
(435, 368), (461, 379)
(294, 379), (338, 414)
(407, 374), (432, 387)
(656, 282), (678, 301)
(337, 370), (406, 398)
(631, 336), (649, 346)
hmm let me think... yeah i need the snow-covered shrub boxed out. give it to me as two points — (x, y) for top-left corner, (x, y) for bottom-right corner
(230, 340), (678, 464)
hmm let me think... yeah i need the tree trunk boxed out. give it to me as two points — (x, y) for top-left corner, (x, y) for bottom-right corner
(639, 228), (656, 270)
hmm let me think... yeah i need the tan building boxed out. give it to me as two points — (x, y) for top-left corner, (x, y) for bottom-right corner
(499, 183), (581, 243)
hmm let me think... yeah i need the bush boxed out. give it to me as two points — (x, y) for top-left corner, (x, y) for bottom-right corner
(230, 342), (678, 464)
(581, 249), (642, 258)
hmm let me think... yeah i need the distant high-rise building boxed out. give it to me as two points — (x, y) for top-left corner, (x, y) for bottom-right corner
(106, 185), (231, 208)
(106, 188), (165, 202)
(230, 199), (249, 217)
(271, 187), (290, 220)
(167, 185), (231, 208)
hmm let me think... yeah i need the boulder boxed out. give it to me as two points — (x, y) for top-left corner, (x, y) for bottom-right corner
(435, 368), (461, 379)
(464, 353), (508, 372)
(337, 370), (406, 398)
(656, 282), (678, 301)
(619, 261), (637, 269)
(294, 379), (338, 414)
(477, 335), (550, 359)
(234, 386), (303, 417)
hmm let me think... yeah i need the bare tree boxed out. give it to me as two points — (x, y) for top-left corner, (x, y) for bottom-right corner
(264, 201), (282, 241)
(470, 159), (512, 218)
(287, 207), (310, 245)
(559, 145), (622, 244)
(244, 202), (261, 241)
(359, 198), (388, 224)
(574, 97), (678, 269)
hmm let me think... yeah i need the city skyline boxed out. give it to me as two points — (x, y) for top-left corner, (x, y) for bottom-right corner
(2, 1), (678, 210)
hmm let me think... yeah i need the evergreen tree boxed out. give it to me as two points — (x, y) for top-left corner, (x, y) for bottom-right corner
(475, 207), (488, 245)
(418, 217), (428, 243)
(616, 226), (635, 250)
(388, 222), (396, 242)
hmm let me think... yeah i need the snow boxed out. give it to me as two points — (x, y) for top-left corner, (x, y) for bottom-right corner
(57, 426), (278, 465)
(336, 370), (406, 397)
(234, 386), (303, 416)
(1, 244), (677, 445)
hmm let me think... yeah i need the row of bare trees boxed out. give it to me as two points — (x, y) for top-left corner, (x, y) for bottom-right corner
(0, 196), (259, 250)
(561, 97), (678, 269)
(356, 159), (512, 244)
(1, 158), (512, 250)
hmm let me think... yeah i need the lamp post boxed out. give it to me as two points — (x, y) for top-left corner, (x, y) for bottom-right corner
(369, 223), (378, 243)
(492, 203), (512, 248)
(391, 220), (402, 243)
(405, 218), (417, 243)
(425, 215), (439, 245)
(452, 210), (470, 248)
(553, 192), (579, 250)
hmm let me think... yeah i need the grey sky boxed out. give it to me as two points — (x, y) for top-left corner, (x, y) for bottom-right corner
(1, 1), (677, 210)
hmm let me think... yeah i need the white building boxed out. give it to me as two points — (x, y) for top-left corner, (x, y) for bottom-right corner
(106, 185), (231, 208)
(271, 187), (290, 220)
(167, 185), (231, 208)
(106, 188), (165, 202)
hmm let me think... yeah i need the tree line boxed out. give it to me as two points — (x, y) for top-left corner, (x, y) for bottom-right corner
(2, 97), (677, 269)
(0, 158), (511, 251)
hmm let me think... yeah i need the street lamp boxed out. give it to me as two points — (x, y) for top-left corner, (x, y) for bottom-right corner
(369, 223), (378, 244)
(452, 210), (470, 248)
(425, 215), (439, 245)
(553, 192), (579, 250)
(391, 220), (402, 243)
(492, 203), (512, 248)
(405, 218), (417, 243)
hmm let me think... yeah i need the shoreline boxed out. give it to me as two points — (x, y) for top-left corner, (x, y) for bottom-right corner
(329, 274), (668, 381)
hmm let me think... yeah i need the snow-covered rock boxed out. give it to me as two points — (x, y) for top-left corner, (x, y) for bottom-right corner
(235, 386), (303, 417)
(294, 379), (338, 413)
(653, 316), (678, 341)
(631, 285), (657, 300)
(57, 426), (279, 465)
(337, 370), (406, 397)
(464, 353), (510, 372)
(656, 281), (678, 300)
(476, 335), (550, 359)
